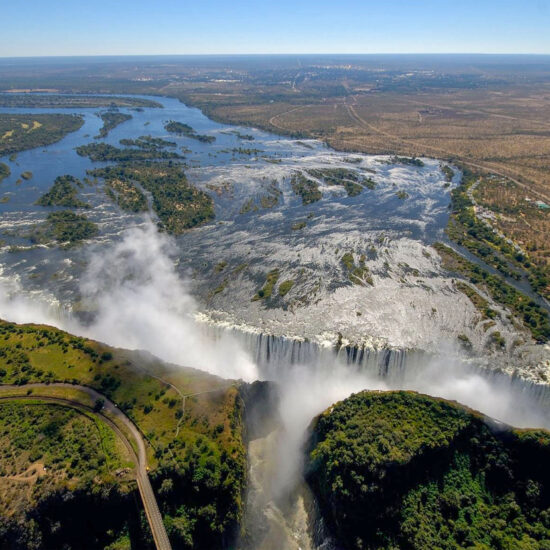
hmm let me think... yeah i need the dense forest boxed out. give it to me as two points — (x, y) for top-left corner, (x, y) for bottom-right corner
(89, 161), (215, 233)
(35, 175), (89, 208)
(96, 111), (132, 138)
(165, 121), (216, 143)
(30, 210), (98, 245)
(306, 391), (550, 550)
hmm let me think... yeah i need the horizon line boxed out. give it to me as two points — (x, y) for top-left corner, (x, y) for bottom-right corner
(1, 52), (550, 60)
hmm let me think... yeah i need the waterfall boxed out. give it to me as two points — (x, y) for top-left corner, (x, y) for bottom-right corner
(199, 319), (550, 549)
(202, 320), (550, 427)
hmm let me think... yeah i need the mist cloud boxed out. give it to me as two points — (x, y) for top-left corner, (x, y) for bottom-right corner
(0, 221), (258, 381)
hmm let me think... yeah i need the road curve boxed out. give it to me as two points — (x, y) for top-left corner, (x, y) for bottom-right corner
(0, 383), (172, 550)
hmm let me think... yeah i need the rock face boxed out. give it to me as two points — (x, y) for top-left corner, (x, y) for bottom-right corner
(239, 380), (280, 441)
(305, 391), (550, 550)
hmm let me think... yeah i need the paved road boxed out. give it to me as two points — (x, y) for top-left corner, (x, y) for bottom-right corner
(0, 383), (172, 550)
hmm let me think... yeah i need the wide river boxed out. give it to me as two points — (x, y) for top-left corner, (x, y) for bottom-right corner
(1, 93), (550, 549)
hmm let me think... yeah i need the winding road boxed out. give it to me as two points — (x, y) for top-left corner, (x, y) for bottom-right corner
(0, 383), (172, 550)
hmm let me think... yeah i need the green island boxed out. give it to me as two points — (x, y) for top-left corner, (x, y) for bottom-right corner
(396, 190), (409, 200)
(35, 175), (89, 208)
(434, 242), (550, 343)
(0, 162), (10, 183)
(20, 171), (33, 181)
(442, 164), (455, 182)
(164, 121), (216, 143)
(388, 156), (425, 167)
(120, 135), (177, 150)
(0, 318), (246, 549)
(307, 168), (372, 197)
(0, 95), (162, 109)
(88, 162), (215, 233)
(221, 130), (255, 141)
(278, 279), (294, 297)
(96, 111), (133, 138)
(306, 390), (550, 550)
(291, 221), (306, 230)
(76, 142), (181, 162)
(252, 269), (280, 301)
(30, 211), (99, 245)
(0, 114), (84, 156)
(341, 252), (373, 286)
(239, 182), (281, 214)
(290, 172), (323, 205)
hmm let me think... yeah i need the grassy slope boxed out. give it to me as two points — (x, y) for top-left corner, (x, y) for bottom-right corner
(0, 319), (246, 549)
(306, 390), (550, 550)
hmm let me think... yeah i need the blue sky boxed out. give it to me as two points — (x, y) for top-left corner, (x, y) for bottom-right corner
(2, 0), (549, 57)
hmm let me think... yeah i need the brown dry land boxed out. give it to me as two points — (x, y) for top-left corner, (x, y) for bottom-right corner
(176, 83), (550, 202)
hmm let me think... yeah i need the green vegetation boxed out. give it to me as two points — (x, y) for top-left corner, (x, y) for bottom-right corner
(396, 190), (409, 200)
(441, 164), (454, 182)
(223, 147), (263, 156)
(0, 162), (10, 183)
(30, 211), (98, 245)
(341, 252), (373, 286)
(278, 280), (294, 297)
(104, 175), (148, 213)
(259, 193), (278, 209)
(35, 175), (89, 208)
(96, 111), (132, 138)
(447, 167), (525, 281)
(435, 243), (550, 342)
(252, 269), (280, 301)
(239, 197), (257, 214)
(239, 182), (280, 214)
(389, 156), (425, 167)
(0, 114), (83, 156)
(221, 130), (255, 141)
(291, 221), (306, 230)
(0, 403), (126, 482)
(0, 318), (246, 549)
(164, 121), (216, 143)
(76, 142), (180, 162)
(89, 162), (214, 233)
(0, 95), (161, 109)
(20, 171), (32, 181)
(307, 168), (373, 197)
(473, 176), (550, 300)
(306, 390), (550, 550)
(290, 172), (322, 205)
(455, 281), (497, 321)
(214, 261), (227, 273)
(119, 135), (176, 149)
(0, 402), (143, 550)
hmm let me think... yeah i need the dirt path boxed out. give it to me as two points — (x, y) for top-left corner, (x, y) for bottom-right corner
(5, 462), (46, 483)
(268, 105), (310, 131)
(0, 383), (172, 550)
